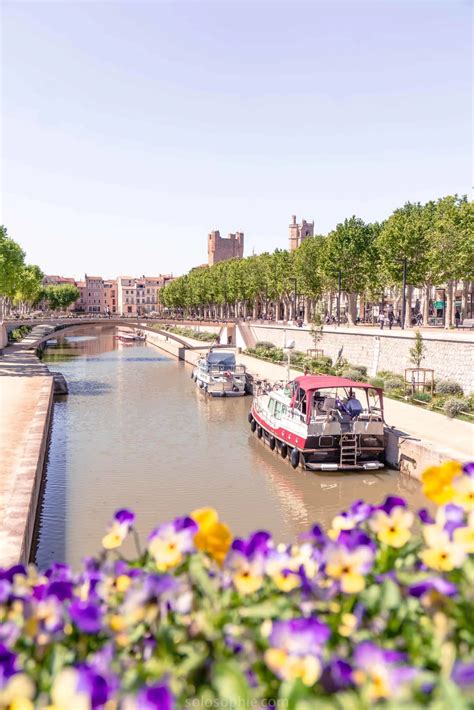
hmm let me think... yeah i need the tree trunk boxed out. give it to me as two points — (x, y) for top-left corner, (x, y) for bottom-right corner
(461, 281), (468, 319)
(422, 285), (430, 325)
(347, 293), (357, 325)
(404, 285), (413, 328)
(445, 280), (454, 328)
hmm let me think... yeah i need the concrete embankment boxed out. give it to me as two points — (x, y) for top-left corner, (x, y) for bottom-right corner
(0, 332), (55, 566)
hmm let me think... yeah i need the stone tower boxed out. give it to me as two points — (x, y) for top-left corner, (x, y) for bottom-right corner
(288, 215), (314, 251)
(208, 230), (244, 266)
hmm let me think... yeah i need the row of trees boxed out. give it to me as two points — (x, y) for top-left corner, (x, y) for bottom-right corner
(161, 196), (473, 326)
(0, 225), (79, 319)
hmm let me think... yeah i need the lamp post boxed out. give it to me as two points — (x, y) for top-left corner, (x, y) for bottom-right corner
(292, 278), (297, 323)
(337, 270), (342, 326)
(399, 257), (407, 330)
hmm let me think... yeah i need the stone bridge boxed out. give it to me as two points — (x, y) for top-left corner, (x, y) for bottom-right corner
(1, 318), (236, 351)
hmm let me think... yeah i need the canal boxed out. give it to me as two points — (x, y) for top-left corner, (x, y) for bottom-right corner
(36, 328), (427, 569)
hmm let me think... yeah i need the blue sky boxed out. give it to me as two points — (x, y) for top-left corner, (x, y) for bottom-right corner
(1, 0), (471, 279)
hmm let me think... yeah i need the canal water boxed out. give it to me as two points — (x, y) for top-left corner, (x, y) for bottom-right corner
(36, 329), (427, 569)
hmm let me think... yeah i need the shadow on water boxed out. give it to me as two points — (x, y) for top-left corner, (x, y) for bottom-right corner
(33, 398), (68, 566)
(67, 380), (113, 396)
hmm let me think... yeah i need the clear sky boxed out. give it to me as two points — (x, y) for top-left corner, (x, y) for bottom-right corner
(1, 0), (471, 280)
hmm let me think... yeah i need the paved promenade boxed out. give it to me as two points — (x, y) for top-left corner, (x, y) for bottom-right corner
(0, 328), (54, 566)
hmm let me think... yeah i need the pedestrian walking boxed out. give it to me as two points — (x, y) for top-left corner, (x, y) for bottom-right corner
(378, 312), (385, 330)
(455, 309), (461, 328)
(387, 310), (394, 330)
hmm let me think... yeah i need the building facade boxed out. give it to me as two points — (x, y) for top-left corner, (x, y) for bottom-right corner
(288, 215), (314, 251)
(208, 230), (244, 266)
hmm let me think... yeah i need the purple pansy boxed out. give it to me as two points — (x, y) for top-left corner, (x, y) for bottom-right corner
(337, 529), (377, 554)
(452, 662), (474, 687)
(354, 641), (418, 697)
(69, 600), (102, 634)
(75, 664), (113, 709)
(408, 577), (457, 598)
(129, 683), (174, 710)
(462, 462), (474, 477)
(0, 644), (17, 685)
(418, 509), (435, 524)
(231, 530), (272, 558)
(148, 516), (198, 550)
(378, 496), (407, 514)
(269, 617), (331, 656)
(320, 658), (354, 692)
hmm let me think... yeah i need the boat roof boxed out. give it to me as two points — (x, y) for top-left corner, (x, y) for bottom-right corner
(294, 375), (382, 392)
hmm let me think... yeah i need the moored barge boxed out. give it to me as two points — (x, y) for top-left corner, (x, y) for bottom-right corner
(249, 375), (385, 471)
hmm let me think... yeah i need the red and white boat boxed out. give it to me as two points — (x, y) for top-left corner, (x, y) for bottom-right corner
(249, 375), (385, 471)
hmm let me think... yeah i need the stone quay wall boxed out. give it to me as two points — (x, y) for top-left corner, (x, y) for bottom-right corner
(248, 325), (474, 394)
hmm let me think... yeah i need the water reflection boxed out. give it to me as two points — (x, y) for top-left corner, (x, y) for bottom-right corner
(35, 329), (428, 569)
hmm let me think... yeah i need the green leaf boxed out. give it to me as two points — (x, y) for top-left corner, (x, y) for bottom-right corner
(381, 578), (402, 610)
(212, 660), (252, 706)
(189, 554), (218, 601)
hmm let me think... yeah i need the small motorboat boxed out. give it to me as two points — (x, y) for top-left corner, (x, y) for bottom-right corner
(248, 374), (385, 471)
(114, 330), (146, 343)
(192, 349), (246, 397)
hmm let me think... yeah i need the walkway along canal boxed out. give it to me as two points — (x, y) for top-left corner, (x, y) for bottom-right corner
(34, 327), (430, 569)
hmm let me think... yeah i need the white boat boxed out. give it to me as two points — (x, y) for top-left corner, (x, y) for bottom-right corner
(249, 374), (385, 471)
(115, 330), (146, 342)
(192, 350), (246, 397)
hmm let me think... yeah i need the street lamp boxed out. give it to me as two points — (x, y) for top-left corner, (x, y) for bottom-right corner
(337, 270), (342, 326)
(292, 278), (297, 323)
(396, 257), (408, 330)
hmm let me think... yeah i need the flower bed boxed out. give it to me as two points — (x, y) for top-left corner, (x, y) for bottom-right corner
(1, 463), (473, 708)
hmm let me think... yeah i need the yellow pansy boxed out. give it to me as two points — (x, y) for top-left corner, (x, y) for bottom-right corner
(233, 569), (264, 595)
(327, 514), (355, 541)
(264, 648), (321, 686)
(453, 511), (474, 553)
(452, 475), (474, 512)
(191, 507), (232, 565)
(338, 612), (358, 637)
(0, 674), (35, 710)
(325, 546), (373, 593)
(421, 461), (462, 505)
(148, 537), (183, 571)
(420, 525), (467, 571)
(370, 507), (414, 548)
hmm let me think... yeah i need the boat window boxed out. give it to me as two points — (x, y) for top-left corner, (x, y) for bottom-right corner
(268, 398), (276, 415)
(294, 387), (307, 415)
(282, 404), (288, 416)
(274, 401), (283, 419)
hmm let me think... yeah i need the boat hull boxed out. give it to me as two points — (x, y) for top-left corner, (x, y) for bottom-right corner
(250, 405), (384, 472)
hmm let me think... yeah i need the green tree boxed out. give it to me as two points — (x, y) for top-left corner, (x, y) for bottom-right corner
(320, 217), (378, 324)
(427, 196), (474, 326)
(0, 225), (26, 320)
(378, 202), (434, 327)
(14, 264), (44, 314)
(44, 283), (80, 312)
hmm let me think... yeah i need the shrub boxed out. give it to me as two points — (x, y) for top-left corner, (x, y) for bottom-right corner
(369, 377), (384, 388)
(341, 368), (368, 382)
(307, 357), (334, 375)
(7, 325), (32, 342)
(348, 364), (367, 376)
(384, 376), (405, 392)
(443, 397), (468, 419)
(254, 341), (276, 349)
(377, 369), (399, 379)
(412, 392), (432, 403)
(436, 380), (464, 396)
(465, 394), (474, 412)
